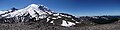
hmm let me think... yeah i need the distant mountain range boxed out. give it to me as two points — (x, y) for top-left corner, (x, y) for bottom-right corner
(0, 4), (120, 27)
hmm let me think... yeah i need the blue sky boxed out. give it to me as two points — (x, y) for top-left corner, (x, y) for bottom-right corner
(0, 0), (120, 16)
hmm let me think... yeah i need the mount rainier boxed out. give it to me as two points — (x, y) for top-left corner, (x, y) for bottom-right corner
(0, 4), (79, 27)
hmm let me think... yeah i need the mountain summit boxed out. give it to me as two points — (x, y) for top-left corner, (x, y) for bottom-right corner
(0, 4), (54, 19)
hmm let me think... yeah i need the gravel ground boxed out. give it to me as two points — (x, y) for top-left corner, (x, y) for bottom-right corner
(0, 21), (120, 30)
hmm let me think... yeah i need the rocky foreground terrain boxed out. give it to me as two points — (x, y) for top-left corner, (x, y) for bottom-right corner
(0, 20), (120, 30)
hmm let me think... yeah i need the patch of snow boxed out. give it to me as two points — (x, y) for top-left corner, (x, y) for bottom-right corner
(61, 20), (75, 27)
(50, 21), (53, 23)
(58, 16), (62, 18)
(53, 13), (59, 16)
(47, 18), (50, 22)
(52, 18), (57, 19)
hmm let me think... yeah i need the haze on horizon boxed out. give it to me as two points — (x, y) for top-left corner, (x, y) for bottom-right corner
(0, 0), (120, 16)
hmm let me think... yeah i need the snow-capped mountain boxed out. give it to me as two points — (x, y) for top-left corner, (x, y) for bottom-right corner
(0, 4), (78, 27)
(0, 4), (54, 19)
